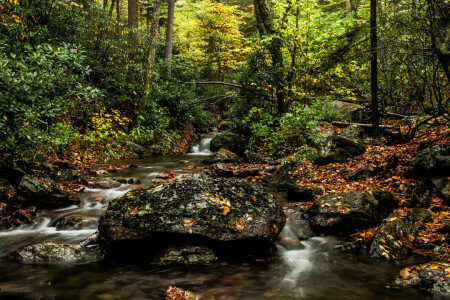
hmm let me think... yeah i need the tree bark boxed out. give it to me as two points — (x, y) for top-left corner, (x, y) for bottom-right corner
(370, 0), (380, 137)
(144, 0), (163, 85)
(128, 0), (138, 55)
(165, 0), (175, 77)
(253, 0), (287, 114)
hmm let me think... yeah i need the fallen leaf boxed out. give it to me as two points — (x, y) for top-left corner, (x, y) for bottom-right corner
(222, 206), (230, 215)
(235, 217), (245, 230)
(250, 195), (256, 202)
(326, 218), (334, 225)
(273, 224), (279, 234)
(400, 268), (410, 280)
(338, 206), (349, 214)
(335, 201), (343, 206)
(430, 263), (440, 270)
(132, 206), (139, 214)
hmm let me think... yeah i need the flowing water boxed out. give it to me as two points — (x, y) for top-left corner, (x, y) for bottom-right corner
(0, 138), (433, 299)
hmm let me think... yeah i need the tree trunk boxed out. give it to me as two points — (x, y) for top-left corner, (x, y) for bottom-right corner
(165, 0), (175, 77)
(370, 0), (380, 137)
(128, 0), (138, 56)
(253, 0), (287, 114)
(145, 0), (163, 85)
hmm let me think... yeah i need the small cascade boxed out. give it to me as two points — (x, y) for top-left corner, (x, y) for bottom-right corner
(190, 137), (212, 155)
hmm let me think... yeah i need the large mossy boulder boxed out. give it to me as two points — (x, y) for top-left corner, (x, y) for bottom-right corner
(412, 145), (450, 176)
(369, 217), (418, 260)
(9, 242), (81, 264)
(395, 262), (450, 295)
(202, 148), (241, 165)
(17, 175), (80, 209)
(431, 176), (450, 201)
(0, 178), (15, 202)
(327, 101), (365, 123)
(306, 189), (396, 235)
(98, 178), (286, 256)
(210, 131), (248, 156)
(314, 134), (365, 165)
(266, 161), (302, 190)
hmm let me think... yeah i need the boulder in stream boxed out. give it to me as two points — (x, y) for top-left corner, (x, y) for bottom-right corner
(9, 242), (81, 264)
(202, 148), (241, 164)
(153, 245), (218, 265)
(395, 262), (450, 295)
(369, 217), (418, 260)
(98, 178), (286, 257)
(54, 214), (98, 231)
(210, 131), (248, 156)
(306, 189), (396, 235)
(17, 175), (80, 209)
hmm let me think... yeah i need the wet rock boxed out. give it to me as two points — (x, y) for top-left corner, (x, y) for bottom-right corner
(0, 206), (35, 230)
(234, 168), (261, 178)
(53, 169), (78, 182)
(244, 150), (264, 163)
(116, 177), (141, 184)
(41, 162), (52, 171)
(327, 101), (365, 123)
(287, 185), (323, 203)
(395, 262), (450, 295)
(278, 237), (304, 250)
(210, 163), (234, 177)
(78, 232), (99, 248)
(95, 169), (110, 176)
(307, 190), (396, 235)
(340, 125), (365, 140)
(153, 245), (218, 265)
(266, 161), (302, 190)
(210, 131), (248, 156)
(431, 176), (450, 201)
(17, 175), (80, 209)
(90, 178), (121, 189)
(0, 178), (15, 202)
(202, 148), (241, 164)
(407, 208), (432, 224)
(129, 164), (139, 168)
(0, 163), (26, 186)
(98, 178), (286, 256)
(369, 217), (418, 260)
(9, 242), (81, 264)
(314, 134), (365, 165)
(121, 139), (146, 157)
(343, 167), (382, 181)
(54, 161), (75, 170)
(178, 160), (189, 164)
(412, 145), (450, 176)
(218, 121), (230, 131)
(54, 214), (98, 230)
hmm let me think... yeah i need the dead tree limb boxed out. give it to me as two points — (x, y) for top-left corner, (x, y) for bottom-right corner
(184, 81), (243, 88)
(332, 121), (394, 129)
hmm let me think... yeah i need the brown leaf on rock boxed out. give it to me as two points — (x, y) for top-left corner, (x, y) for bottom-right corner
(400, 268), (410, 280)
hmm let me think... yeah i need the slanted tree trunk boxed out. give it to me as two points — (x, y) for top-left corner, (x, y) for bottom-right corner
(253, 0), (287, 114)
(165, 0), (175, 77)
(144, 0), (162, 85)
(128, 0), (138, 56)
(370, 0), (380, 137)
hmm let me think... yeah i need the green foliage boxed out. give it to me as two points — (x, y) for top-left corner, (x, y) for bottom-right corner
(0, 42), (101, 158)
(244, 100), (338, 158)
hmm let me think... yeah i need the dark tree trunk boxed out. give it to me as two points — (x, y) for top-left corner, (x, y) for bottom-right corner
(165, 0), (175, 77)
(253, 0), (287, 114)
(370, 0), (380, 137)
(145, 0), (162, 85)
(128, 0), (138, 56)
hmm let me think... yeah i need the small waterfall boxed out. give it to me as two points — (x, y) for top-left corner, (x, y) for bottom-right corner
(190, 138), (212, 155)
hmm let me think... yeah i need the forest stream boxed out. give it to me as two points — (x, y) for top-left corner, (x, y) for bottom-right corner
(0, 138), (435, 299)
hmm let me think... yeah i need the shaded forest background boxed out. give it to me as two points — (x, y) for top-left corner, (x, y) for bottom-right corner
(0, 0), (448, 162)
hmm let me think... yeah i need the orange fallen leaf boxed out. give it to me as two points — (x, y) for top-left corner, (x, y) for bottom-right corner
(335, 201), (343, 206)
(273, 224), (279, 234)
(250, 195), (256, 202)
(338, 206), (349, 214)
(326, 218), (334, 225)
(135, 185), (144, 190)
(132, 206), (139, 214)
(183, 219), (196, 226)
(400, 268), (410, 280)
(235, 217), (245, 230)
(430, 263), (440, 270)
(222, 206), (230, 215)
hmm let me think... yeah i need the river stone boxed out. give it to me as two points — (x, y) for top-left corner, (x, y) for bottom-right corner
(407, 208), (432, 224)
(53, 169), (78, 182)
(340, 125), (365, 140)
(153, 245), (218, 265)
(210, 131), (248, 156)
(287, 185), (324, 202)
(98, 178), (286, 256)
(17, 175), (80, 209)
(9, 242), (81, 264)
(369, 217), (418, 260)
(244, 150), (264, 163)
(314, 134), (366, 165)
(395, 262), (450, 295)
(90, 178), (121, 189)
(306, 189), (396, 235)
(54, 214), (98, 230)
(266, 161), (302, 190)
(412, 145), (450, 176)
(343, 167), (382, 181)
(202, 148), (241, 164)
(0, 178), (15, 202)
(431, 176), (450, 201)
